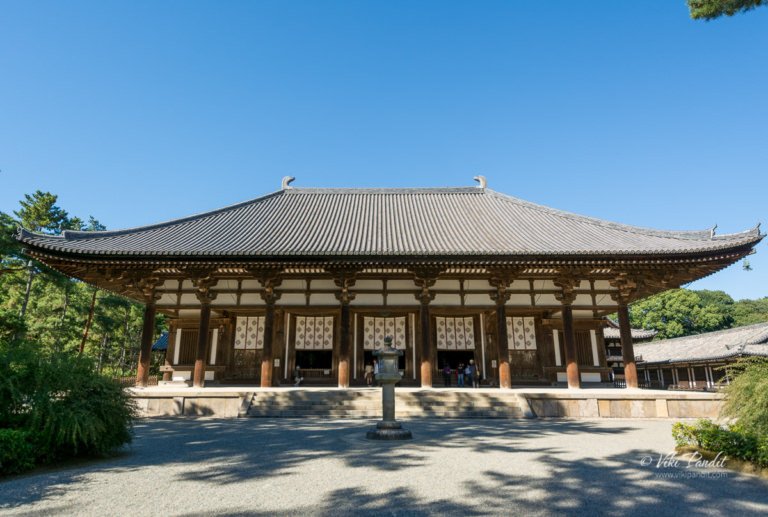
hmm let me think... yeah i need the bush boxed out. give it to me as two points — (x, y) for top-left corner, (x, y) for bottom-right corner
(720, 357), (768, 438)
(0, 339), (136, 473)
(29, 352), (136, 460)
(0, 428), (35, 475)
(673, 419), (768, 468)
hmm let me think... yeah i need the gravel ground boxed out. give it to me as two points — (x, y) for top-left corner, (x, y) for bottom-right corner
(1, 418), (766, 516)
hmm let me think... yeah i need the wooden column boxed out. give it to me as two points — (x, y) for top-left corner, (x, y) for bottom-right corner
(191, 272), (218, 388)
(561, 304), (580, 389)
(261, 302), (276, 387)
(414, 270), (439, 388)
(257, 271), (282, 388)
(489, 270), (516, 389)
(193, 303), (211, 387)
(338, 303), (351, 388)
(554, 274), (580, 389)
(136, 302), (156, 387)
(131, 274), (162, 388)
(495, 302), (511, 388)
(332, 270), (357, 389)
(419, 300), (432, 387)
(617, 303), (638, 389)
(610, 273), (642, 390)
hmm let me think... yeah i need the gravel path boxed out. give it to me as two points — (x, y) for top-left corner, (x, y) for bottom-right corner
(2, 418), (766, 516)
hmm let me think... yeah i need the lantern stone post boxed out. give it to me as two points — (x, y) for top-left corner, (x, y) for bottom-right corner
(366, 337), (412, 440)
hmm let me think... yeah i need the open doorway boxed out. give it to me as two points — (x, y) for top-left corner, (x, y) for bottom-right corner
(436, 350), (477, 386)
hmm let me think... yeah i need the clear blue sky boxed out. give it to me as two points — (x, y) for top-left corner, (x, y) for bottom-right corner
(1, 1), (766, 299)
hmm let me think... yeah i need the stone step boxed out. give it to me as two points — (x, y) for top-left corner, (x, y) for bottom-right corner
(245, 389), (533, 419)
(247, 409), (525, 418)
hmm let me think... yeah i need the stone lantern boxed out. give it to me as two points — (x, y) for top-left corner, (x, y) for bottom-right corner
(366, 336), (412, 440)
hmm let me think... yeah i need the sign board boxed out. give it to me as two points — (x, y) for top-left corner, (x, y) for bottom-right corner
(273, 358), (280, 367)
(491, 360), (497, 368)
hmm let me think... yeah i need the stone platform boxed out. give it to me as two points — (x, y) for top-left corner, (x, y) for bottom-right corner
(128, 386), (723, 419)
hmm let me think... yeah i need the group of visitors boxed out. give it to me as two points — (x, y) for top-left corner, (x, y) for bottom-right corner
(442, 360), (480, 388)
(364, 359), (379, 386)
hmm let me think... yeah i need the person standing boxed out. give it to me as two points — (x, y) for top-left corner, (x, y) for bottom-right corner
(442, 363), (451, 387)
(465, 362), (473, 388)
(469, 359), (480, 388)
(294, 365), (303, 387)
(373, 359), (379, 386)
(364, 363), (374, 386)
(457, 362), (465, 387)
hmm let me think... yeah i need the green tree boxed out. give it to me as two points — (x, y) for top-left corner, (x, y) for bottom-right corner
(732, 297), (768, 326)
(629, 289), (733, 339)
(12, 192), (70, 319)
(688, 0), (765, 20)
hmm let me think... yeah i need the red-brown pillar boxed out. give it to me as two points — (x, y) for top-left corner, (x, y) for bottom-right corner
(413, 270), (439, 388)
(419, 300), (433, 387)
(261, 301), (276, 387)
(561, 304), (581, 389)
(193, 303), (211, 388)
(618, 303), (638, 389)
(554, 273), (581, 389)
(332, 270), (356, 389)
(253, 270), (282, 388)
(136, 301), (156, 387)
(338, 302), (351, 388)
(496, 302), (511, 389)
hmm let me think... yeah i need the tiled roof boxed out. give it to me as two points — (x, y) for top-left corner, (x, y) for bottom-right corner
(17, 186), (763, 258)
(635, 322), (768, 365)
(603, 326), (657, 340)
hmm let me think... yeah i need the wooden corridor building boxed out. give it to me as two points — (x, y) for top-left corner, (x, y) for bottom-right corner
(17, 177), (763, 390)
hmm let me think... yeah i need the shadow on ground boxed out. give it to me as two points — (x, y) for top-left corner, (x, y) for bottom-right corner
(2, 418), (767, 515)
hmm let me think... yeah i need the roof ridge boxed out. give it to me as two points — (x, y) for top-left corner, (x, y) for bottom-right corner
(285, 186), (483, 194)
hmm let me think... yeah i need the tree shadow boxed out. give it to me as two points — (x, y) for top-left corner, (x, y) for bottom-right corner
(2, 418), (767, 515)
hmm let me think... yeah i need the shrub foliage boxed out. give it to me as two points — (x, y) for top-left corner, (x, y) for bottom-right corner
(0, 337), (136, 475)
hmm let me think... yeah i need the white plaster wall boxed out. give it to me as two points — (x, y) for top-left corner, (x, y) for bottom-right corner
(432, 293), (461, 306)
(180, 293), (198, 306)
(353, 279), (382, 290)
(386, 294), (419, 306)
(506, 294), (532, 306)
(350, 294), (384, 306)
(156, 293), (177, 306)
(239, 293), (265, 305)
(279, 293), (306, 305)
(212, 293), (238, 306)
(241, 279), (262, 290)
(433, 279), (460, 290)
(310, 279), (336, 290)
(279, 279), (305, 290)
(593, 280), (614, 290)
(387, 279), (417, 290)
(534, 293), (558, 306)
(464, 294), (493, 306)
(310, 293), (338, 305)
(573, 294), (593, 306)
(464, 279), (491, 290)
(213, 279), (238, 290)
